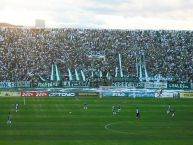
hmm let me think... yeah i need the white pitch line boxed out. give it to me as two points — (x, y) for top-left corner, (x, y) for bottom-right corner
(104, 123), (113, 130)
(104, 122), (133, 134)
(104, 122), (176, 136)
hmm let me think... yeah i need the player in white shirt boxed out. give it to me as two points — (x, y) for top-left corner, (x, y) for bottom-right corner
(117, 105), (121, 112)
(166, 104), (171, 114)
(112, 106), (116, 115)
(83, 102), (88, 110)
(16, 103), (19, 112)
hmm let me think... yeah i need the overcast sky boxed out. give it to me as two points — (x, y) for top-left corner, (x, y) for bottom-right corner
(0, 0), (193, 30)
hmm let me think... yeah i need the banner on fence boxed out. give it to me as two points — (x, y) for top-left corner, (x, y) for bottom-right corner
(38, 82), (60, 87)
(112, 82), (144, 88)
(0, 82), (15, 88)
(0, 81), (31, 88)
(16, 81), (31, 87)
(167, 82), (191, 90)
(145, 82), (167, 89)
(111, 82), (167, 89)
(63, 81), (90, 87)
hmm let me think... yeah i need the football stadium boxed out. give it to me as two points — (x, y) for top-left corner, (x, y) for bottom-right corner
(1, 1), (193, 145)
(0, 27), (193, 145)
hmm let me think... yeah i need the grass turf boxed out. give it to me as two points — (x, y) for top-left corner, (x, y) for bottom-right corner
(0, 97), (193, 145)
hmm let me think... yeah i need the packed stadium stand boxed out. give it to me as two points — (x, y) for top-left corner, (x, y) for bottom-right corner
(0, 28), (192, 83)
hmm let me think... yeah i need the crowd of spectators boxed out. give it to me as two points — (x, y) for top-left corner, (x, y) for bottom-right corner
(0, 28), (192, 83)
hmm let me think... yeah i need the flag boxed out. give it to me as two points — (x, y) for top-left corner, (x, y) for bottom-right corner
(118, 54), (123, 77)
(51, 64), (55, 81)
(115, 67), (118, 77)
(55, 64), (61, 81)
(81, 70), (86, 81)
(99, 70), (102, 78)
(39, 75), (46, 82)
(68, 68), (73, 81)
(75, 69), (80, 81)
(106, 72), (111, 80)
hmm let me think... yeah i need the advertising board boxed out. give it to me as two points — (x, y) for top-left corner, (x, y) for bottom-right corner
(21, 91), (36, 97)
(77, 92), (99, 96)
(127, 92), (155, 98)
(21, 91), (48, 97)
(155, 91), (173, 98)
(180, 92), (193, 98)
(49, 92), (76, 97)
(101, 92), (127, 97)
(0, 91), (20, 97)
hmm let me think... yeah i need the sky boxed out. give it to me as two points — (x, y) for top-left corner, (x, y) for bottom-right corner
(0, 0), (193, 30)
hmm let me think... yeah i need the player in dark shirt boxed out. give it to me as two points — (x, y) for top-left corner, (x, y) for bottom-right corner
(136, 108), (140, 119)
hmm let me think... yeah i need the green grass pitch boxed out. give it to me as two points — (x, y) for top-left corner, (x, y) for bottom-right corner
(0, 97), (193, 145)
